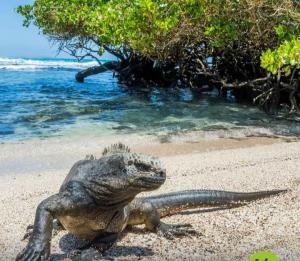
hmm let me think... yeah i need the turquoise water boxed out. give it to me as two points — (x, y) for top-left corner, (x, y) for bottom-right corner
(0, 57), (299, 141)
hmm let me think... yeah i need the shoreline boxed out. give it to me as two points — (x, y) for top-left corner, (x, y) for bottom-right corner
(0, 134), (299, 260)
(0, 131), (298, 177)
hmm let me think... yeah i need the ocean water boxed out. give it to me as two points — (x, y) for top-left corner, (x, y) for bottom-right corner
(0, 57), (299, 142)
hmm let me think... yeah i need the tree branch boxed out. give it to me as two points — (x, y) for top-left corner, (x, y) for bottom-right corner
(75, 61), (120, 83)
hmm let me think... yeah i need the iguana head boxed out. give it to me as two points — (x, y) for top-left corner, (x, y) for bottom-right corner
(102, 143), (166, 192)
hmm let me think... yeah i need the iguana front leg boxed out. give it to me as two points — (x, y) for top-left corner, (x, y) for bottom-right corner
(22, 219), (64, 241)
(16, 185), (94, 261)
(128, 200), (198, 240)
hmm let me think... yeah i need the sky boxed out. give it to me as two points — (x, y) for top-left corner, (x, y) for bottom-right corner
(0, 0), (65, 58)
(0, 0), (112, 59)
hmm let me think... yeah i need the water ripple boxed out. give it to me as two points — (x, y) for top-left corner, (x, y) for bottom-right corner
(0, 57), (299, 141)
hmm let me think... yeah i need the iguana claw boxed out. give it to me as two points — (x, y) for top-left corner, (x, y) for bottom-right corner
(157, 222), (199, 240)
(22, 225), (34, 241)
(16, 240), (50, 261)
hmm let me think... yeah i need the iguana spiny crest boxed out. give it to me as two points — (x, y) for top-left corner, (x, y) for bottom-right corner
(102, 142), (131, 156)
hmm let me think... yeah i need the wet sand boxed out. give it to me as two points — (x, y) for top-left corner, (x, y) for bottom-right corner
(0, 134), (299, 260)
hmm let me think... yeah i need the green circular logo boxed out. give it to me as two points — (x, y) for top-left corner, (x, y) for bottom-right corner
(249, 251), (280, 261)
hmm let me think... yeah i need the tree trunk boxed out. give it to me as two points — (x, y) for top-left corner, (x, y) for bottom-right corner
(75, 61), (120, 83)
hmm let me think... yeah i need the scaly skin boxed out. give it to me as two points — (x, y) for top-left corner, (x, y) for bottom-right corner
(127, 189), (287, 239)
(16, 143), (287, 261)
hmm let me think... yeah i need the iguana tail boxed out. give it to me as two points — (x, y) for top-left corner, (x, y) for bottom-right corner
(144, 189), (287, 217)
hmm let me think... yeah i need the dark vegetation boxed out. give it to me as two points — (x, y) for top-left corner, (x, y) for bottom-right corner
(18, 0), (300, 114)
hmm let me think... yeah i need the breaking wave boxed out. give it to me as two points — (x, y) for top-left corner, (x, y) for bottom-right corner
(0, 57), (99, 71)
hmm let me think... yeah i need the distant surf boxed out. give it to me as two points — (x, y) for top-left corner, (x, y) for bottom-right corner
(0, 57), (98, 71)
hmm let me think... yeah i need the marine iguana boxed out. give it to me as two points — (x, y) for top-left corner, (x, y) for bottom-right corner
(16, 143), (287, 261)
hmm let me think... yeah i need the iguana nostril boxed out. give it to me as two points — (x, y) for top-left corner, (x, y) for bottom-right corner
(159, 170), (165, 177)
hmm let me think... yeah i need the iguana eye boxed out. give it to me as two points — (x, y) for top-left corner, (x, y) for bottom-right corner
(128, 160), (133, 165)
(135, 163), (151, 171)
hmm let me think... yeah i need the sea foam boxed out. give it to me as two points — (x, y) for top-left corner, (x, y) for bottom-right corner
(0, 57), (98, 71)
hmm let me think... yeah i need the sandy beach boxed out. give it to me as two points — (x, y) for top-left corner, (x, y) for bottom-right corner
(0, 134), (299, 261)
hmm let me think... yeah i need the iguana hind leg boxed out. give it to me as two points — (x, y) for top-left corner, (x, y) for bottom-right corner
(77, 232), (119, 252)
(69, 232), (119, 261)
(128, 200), (198, 240)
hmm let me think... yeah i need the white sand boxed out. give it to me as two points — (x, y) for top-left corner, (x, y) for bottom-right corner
(0, 135), (299, 260)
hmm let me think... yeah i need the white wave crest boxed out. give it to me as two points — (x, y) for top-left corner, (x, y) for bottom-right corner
(0, 57), (99, 71)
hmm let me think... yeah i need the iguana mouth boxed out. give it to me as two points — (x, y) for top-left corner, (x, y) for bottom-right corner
(137, 176), (166, 187)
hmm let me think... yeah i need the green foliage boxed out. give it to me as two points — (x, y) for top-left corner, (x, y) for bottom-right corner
(17, 0), (184, 57)
(104, 0), (182, 55)
(261, 38), (300, 76)
(17, 5), (34, 27)
(204, 21), (238, 48)
(17, 0), (300, 68)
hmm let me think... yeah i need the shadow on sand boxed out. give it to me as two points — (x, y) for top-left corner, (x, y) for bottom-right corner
(50, 233), (154, 260)
(49, 207), (232, 260)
